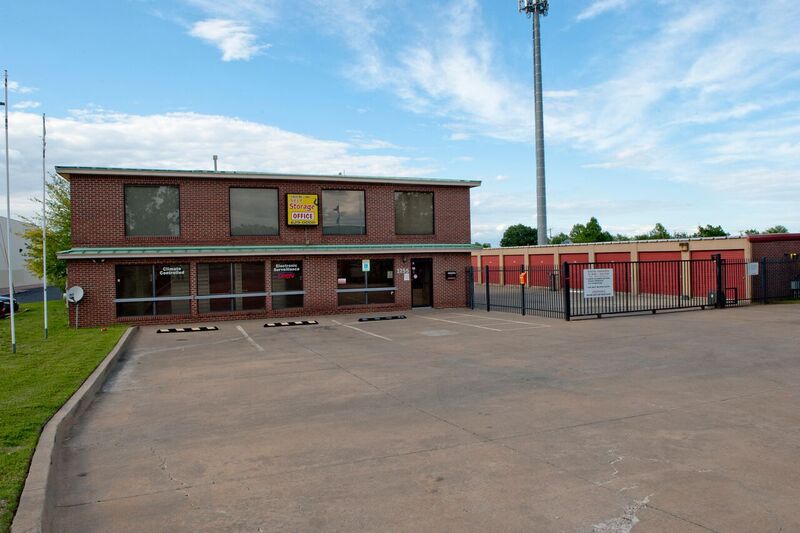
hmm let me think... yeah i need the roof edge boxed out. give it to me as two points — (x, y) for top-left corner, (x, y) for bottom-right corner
(55, 166), (481, 188)
(57, 243), (481, 259)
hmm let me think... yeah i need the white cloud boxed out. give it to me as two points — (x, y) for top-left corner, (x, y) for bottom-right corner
(186, 0), (276, 23)
(7, 81), (37, 94)
(189, 19), (267, 61)
(12, 100), (41, 110)
(1, 110), (432, 219)
(576, 0), (630, 22)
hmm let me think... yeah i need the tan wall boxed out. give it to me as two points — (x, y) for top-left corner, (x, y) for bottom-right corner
(472, 237), (751, 267)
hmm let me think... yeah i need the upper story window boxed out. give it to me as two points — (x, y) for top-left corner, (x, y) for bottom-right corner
(124, 185), (180, 237)
(394, 191), (434, 235)
(322, 190), (366, 235)
(230, 188), (279, 236)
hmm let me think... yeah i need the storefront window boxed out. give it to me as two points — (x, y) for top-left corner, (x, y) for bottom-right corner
(394, 192), (434, 235)
(230, 188), (279, 236)
(197, 262), (266, 313)
(115, 264), (190, 316)
(271, 261), (304, 309)
(322, 190), (366, 235)
(336, 259), (395, 305)
(124, 186), (180, 236)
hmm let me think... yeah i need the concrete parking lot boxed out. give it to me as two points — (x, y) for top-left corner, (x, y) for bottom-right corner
(53, 306), (800, 532)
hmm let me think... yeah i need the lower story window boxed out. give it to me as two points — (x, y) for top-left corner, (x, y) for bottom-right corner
(271, 260), (304, 310)
(197, 262), (266, 313)
(336, 259), (395, 306)
(115, 264), (191, 317)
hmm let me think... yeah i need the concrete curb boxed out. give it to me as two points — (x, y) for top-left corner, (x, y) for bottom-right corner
(10, 326), (139, 533)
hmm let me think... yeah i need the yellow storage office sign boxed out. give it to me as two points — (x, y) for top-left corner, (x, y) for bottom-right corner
(287, 194), (319, 225)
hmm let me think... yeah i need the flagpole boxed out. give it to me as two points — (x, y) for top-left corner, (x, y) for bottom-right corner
(3, 70), (16, 353)
(42, 113), (48, 338)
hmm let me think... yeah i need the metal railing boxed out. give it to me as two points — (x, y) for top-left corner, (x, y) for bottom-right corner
(467, 256), (800, 321)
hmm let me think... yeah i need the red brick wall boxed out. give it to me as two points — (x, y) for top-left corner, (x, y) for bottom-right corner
(751, 238), (800, 260)
(67, 253), (470, 327)
(70, 174), (472, 247)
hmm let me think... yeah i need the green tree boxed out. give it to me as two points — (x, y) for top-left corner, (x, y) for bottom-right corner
(693, 224), (729, 237)
(20, 174), (71, 288)
(765, 225), (788, 234)
(500, 224), (538, 247)
(569, 217), (612, 243)
(742, 229), (760, 236)
(473, 241), (491, 248)
(549, 232), (570, 244)
(635, 223), (671, 240)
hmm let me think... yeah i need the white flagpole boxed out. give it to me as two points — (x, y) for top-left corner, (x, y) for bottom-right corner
(3, 70), (16, 353)
(42, 113), (48, 338)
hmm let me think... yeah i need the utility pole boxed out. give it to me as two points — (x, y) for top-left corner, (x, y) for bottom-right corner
(518, 0), (549, 245)
(2, 70), (16, 353)
(42, 113), (48, 338)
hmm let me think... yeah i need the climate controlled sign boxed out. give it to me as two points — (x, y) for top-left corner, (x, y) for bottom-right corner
(287, 194), (319, 225)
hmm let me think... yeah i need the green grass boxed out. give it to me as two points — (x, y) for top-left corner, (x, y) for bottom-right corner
(0, 301), (126, 532)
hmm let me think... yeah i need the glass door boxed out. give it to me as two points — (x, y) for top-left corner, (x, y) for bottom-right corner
(411, 258), (433, 307)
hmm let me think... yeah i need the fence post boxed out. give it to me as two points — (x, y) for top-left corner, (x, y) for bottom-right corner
(760, 257), (768, 304)
(485, 265), (491, 312)
(468, 266), (475, 309)
(563, 261), (571, 321)
(520, 265), (526, 316)
(713, 254), (725, 308)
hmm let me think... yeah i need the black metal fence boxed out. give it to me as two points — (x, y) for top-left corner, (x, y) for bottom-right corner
(467, 257), (800, 321)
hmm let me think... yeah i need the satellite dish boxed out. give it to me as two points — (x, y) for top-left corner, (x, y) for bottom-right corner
(66, 286), (84, 304)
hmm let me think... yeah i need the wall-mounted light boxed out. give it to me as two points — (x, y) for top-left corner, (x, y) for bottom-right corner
(679, 242), (689, 252)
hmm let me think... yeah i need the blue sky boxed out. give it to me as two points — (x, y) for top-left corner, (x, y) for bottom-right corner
(2, 0), (799, 244)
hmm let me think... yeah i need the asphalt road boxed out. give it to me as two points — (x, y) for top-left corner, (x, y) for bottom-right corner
(52, 305), (800, 532)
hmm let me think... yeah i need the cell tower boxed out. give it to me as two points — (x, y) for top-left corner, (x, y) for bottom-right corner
(518, 0), (549, 245)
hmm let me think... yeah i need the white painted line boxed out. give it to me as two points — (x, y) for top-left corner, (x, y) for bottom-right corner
(416, 315), (503, 331)
(450, 313), (551, 327)
(494, 325), (551, 331)
(236, 325), (265, 352)
(331, 319), (393, 341)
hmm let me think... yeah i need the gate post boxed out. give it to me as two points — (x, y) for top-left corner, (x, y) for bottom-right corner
(520, 265), (526, 316)
(713, 254), (725, 308)
(468, 266), (475, 309)
(563, 261), (571, 321)
(485, 265), (491, 312)
(760, 257), (768, 304)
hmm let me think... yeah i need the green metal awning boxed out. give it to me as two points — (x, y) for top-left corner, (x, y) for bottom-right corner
(58, 243), (480, 260)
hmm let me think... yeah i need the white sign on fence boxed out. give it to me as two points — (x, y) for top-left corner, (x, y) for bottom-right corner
(746, 262), (759, 276)
(583, 268), (615, 298)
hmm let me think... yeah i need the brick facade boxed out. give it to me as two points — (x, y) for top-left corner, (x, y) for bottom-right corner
(60, 169), (478, 327)
(66, 253), (471, 327)
(750, 234), (800, 260)
(70, 174), (472, 247)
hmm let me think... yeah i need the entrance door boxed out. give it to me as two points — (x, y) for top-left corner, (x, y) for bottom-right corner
(411, 258), (433, 307)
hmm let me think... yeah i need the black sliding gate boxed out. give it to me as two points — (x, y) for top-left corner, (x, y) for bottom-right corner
(467, 257), (799, 321)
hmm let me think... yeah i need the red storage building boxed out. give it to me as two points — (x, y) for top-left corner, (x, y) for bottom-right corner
(528, 254), (555, 287)
(638, 251), (682, 296)
(502, 254), (525, 285)
(594, 252), (631, 293)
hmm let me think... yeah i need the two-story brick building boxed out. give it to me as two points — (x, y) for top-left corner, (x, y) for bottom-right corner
(56, 167), (480, 327)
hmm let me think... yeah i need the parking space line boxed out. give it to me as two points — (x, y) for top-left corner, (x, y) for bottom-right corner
(416, 315), (503, 331)
(449, 313), (552, 327)
(331, 319), (393, 341)
(236, 325), (265, 352)
(493, 325), (551, 331)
